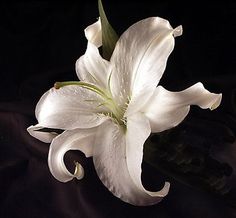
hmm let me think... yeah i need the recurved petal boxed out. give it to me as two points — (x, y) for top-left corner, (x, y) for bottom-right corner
(27, 124), (58, 143)
(76, 18), (110, 89)
(48, 128), (96, 182)
(84, 18), (102, 47)
(143, 82), (222, 133)
(93, 118), (169, 206)
(36, 85), (108, 130)
(76, 42), (110, 89)
(110, 16), (182, 112)
(126, 113), (170, 204)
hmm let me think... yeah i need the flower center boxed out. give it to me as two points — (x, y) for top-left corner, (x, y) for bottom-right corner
(54, 81), (127, 126)
(101, 93), (127, 126)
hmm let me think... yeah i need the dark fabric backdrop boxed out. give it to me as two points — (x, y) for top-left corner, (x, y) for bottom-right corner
(0, 1), (236, 218)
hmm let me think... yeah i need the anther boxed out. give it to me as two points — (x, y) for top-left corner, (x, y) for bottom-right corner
(54, 82), (62, 89)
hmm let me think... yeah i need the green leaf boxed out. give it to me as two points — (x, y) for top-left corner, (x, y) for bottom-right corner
(98, 0), (119, 60)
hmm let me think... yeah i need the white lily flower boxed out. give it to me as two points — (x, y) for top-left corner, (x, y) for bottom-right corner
(27, 17), (222, 206)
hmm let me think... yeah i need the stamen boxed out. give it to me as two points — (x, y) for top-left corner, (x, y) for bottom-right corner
(54, 81), (107, 97)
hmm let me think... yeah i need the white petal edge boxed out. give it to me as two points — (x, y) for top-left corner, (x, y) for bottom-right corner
(110, 17), (182, 113)
(76, 42), (110, 89)
(143, 82), (222, 133)
(93, 118), (169, 206)
(84, 18), (102, 47)
(36, 86), (108, 130)
(76, 18), (111, 88)
(126, 113), (170, 203)
(48, 128), (97, 182)
(27, 124), (57, 143)
(173, 25), (183, 37)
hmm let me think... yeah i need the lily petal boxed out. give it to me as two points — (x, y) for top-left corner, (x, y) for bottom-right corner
(76, 19), (110, 89)
(126, 113), (170, 205)
(48, 128), (96, 182)
(76, 43), (110, 89)
(27, 124), (57, 143)
(36, 85), (108, 130)
(143, 82), (222, 132)
(110, 17), (182, 112)
(93, 118), (168, 206)
(84, 18), (102, 47)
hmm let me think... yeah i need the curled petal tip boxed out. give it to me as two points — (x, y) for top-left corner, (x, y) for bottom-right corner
(210, 93), (222, 110)
(161, 182), (170, 197)
(27, 125), (57, 143)
(147, 181), (170, 198)
(74, 162), (85, 180)
(84, 18), (102, 47)
(173, 25), (183, 37)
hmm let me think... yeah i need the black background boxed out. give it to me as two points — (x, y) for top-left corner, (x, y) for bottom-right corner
(0, 1), (236, 218)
